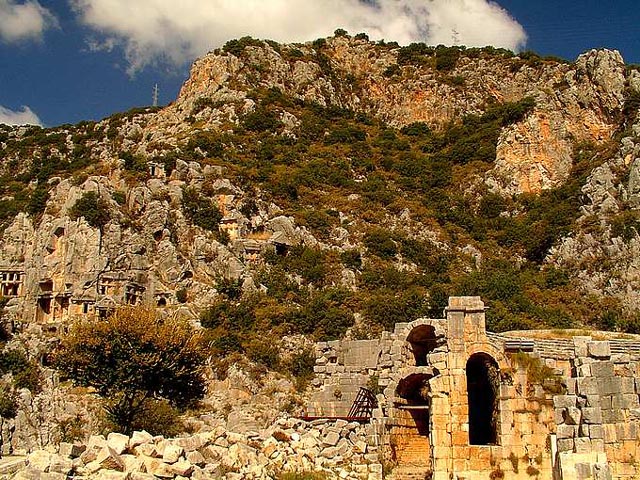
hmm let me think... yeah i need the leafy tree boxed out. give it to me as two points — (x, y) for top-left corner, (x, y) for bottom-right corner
(54, 306), (207, 434)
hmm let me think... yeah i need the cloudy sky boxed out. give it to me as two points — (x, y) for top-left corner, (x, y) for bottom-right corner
(1, 0), (639, 127)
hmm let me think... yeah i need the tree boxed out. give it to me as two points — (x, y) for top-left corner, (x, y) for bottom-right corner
(54, 306), (207, 434)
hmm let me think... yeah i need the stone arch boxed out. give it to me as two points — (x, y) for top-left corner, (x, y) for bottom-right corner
(404, 319), (445, 367)
(466, 352), (500, 445)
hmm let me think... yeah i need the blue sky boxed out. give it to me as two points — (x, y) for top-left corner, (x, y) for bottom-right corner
(1, 0), (639, 128)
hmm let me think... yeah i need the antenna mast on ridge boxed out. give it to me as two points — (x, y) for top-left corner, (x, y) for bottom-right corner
(152, 83), (159, 107)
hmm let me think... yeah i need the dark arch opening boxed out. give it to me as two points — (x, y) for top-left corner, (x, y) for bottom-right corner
(466, 353), (500, 445)
(407, 325), (441, 366)
(395, 372), (438, 436)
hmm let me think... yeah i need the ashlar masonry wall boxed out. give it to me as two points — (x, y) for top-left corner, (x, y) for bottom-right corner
(308, 296), (640, 480)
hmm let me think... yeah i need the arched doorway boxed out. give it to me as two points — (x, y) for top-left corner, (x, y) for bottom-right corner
(466, 353), (500, 445)
(391, 371), (439, 468)
(407, 324), (441, 366)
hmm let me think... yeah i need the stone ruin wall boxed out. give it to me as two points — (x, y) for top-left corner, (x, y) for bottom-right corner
(309, 296), (640, 480)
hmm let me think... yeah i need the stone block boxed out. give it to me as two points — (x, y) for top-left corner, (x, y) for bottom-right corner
(582, 407), (603, 424)
(623, 393), (640, 408)
(589, 425), (604, 439)
(129, 431), (153, 449)
(591, 439), (605, 453)
(557, 425), (578, 440)
(575, 462), (593, 478)
(588, 341), (611, 359)
(585, 395), (601, 407)
(96, 447), (126, 472)
(59, 442), (86, 459)
(579, 424), (589, 437)
(573, 336), (591, 357)
(574, 437), (592, 454)
(95, 471), (127, 480)
(162, 444), (184, 464)
(577, 377), (599, 395)
(577, 364), (592, 377)
(553, 395), (577, 408)
(143, 456), (173, 478)
(603, 424), (617, 443)
(565, 378), (578, 394)
(591, 362), (614, 378)
(107, 433), (130, 455)
(601, 408), (622, 423)
(565, 407), (582, 425)
(620, 377), (636, 394)
(597, 377), (621, 395)
(556, 439), (574, 452)
(593, 463), (612, 480)
(169, 459), (194, 477)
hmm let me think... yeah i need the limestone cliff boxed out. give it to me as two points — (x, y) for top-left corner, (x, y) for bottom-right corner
(148, 38), (625, 195)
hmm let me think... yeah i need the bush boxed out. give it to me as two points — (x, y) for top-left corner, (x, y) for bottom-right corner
(0, 384), (17, 419)
(435, 46), (461, 72)
(397, 43), (434, 66)
(246, 338), (280, 370)
(27, 186), (49, 216)
(13, 364), (43, 393)
(243, 108), (282, 132)
(285, 348), (316, 389)
(364, 229), (397, 260)
(200, 299), (256, 331)
(69, 191), (110, 229)
(223, 36), (264, 56)
(181, 187), (222, 232)
(129, 399), (182, 437)
(176, 288), (188, 304)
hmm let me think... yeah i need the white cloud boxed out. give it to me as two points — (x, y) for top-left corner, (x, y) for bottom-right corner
(0, 0), (57, 43)
(70, 0), (527, 74)
(0, 105), (43, 126)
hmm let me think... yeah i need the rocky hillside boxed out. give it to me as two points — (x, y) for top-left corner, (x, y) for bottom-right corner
(1, 32), (640, 357)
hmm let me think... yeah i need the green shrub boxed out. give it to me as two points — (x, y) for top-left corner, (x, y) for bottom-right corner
(364, 229), (397, 260)
(120, 152), (147, 173)
(285, 348), (316, 389)
(200, 300), (256, 331)
(69, 191), (111, 229)
(243, 108), (282, 132)
(383, 64), (401, 77)
(0, 384), (17, 419)
(181, 187), (222, 232)
(340, 249), (362, 270)
(13, 364), (43, 393)
(397, 43), (434, 66)
(223, 36), (264, 56)
(246, 338), (280, 370)
(27, 186), (49, 216)
(435, 46), (461, 72)
(176, 288), (188, 304)
(610, 210), (640, 241)
(129, 399), (182, 437)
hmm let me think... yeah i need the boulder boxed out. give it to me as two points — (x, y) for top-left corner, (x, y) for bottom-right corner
(107, 432), (130, 455)
(27, 451), (53, 472)
(96, 446), (126, 472)
(129, 430), (154, 448)
(170, 459), (195, 477)
(162, 443), (184, 464)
